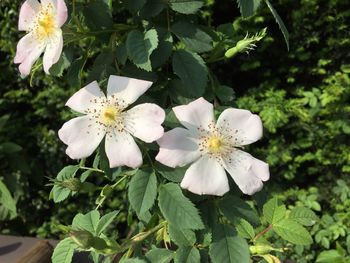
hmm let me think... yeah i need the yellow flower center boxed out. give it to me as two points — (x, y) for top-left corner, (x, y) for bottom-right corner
(37, 13), (56, 37)
(208, 136), (223, 153)
(101, 107), (119, 125)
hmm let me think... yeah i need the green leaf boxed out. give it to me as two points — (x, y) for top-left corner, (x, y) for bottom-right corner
(264, 0), (289, 50)
(52, 185), (71, 203)
(158, 183), (204, 230)
(169, 0), (204, 14)
(87, 50), (116, 82)
(128, 170), (157, 215)
(139, 0), (166, 18)
(66, 57), (86, 88)
(289, 207), (318, 226)
(215, 85), (235, 102)
(83, 0), (113, 31)
(95, 210), (119, 236)
(49, 48), (73, 77)
(57, 165), (79, 181)
(156, 163), (185, 183)
(316, 250), (344, 263)
(172, 49), (208, 97)
(52, 238), (76, 263)
(151, 28), (173, 69)
(172, 22), (213, 53)
(121, 258), (147, 263)
(209, 224), (250, 263)
(72, 210), (100, 234)
(175, 246), (200, 263)
(235, 219), (255, 240)
(0, 180), (17, 219)
(0, 142), (22, 153)
(273, 219), (313, 245)
(263, 197), (286, 224)
(168, 224), (196, 246)
(218, 195), (260, 226)
(126, 29), (159, 71)
(146, 247), (174, 263)
(123, 0), (146, 12)
(236, 0), (261, 17)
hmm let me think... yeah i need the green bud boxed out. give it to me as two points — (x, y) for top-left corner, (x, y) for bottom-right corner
(60, 178), (82, 191)
(249, 244), (275, 255)
(70, 230), (94, 249)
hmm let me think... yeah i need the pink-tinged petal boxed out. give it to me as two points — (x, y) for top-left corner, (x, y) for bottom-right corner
(156, 128), (201, 168)
(43, 31), (63, 74)
(181, 155), (229, 196)
(55, 0), (68, 26)
(58, 116), (105, 159)
(15, 35), (45, 77)
(124, 103), (165, 143)
(107, 75), (153, 106)
(66, 81), (106, 113)
(216, 108), (263, 146)
(18, 0), (40, 31)
(223, 150), (269, 195)
(105, 131), (143, 168)
(173, 97), (214, 133)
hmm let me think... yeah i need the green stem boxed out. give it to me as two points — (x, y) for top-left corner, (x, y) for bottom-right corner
(253, 224), (273, 241)
(79, 166), (105, 174)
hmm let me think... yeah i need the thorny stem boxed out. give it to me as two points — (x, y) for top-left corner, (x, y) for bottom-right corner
(253, 224), (273, 241)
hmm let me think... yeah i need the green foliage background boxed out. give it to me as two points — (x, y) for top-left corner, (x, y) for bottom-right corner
(0, 0), (349, 262)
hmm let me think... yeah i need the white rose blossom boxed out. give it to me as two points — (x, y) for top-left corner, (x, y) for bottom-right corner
(58, 75), (165, 168)
(14, 0), (68, 76)
(156, 97), (269, 196)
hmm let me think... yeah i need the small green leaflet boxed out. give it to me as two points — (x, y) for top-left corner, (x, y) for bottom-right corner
(51, 238), (76, 263)
(0, 180), (17, 219)
(273, 219), (313, 245)
(126, 29), (159, 72)
(169, 0), (204, 14)
(289, 206), (318, 226)
(263, 197), (286, 224)
(235, 218), (255, 240)
(128, 170), (157, 216)
(146, 247), (174, 263)
(175, 246), (200, 263)
(236, 0), (261, 18)
(72, 210), (100, 234)
(95, 210), (119, 236)
(316, 250), (344, 263)
(158, 183), (204, 230)
(168, 224), (196, 246)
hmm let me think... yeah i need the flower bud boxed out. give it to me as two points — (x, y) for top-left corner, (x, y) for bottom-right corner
(60, 178), (82, 191)
(249, 244), (275, 255)
(70, 230), (94, 249)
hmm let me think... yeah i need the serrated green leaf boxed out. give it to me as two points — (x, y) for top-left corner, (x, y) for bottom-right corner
(169, 0), (204, 14)
(168, 224), (196, 246)
(52, 238), (76, 263)
(128, 170), (157, 216)
(156, 163), (185, 183)
(146, 247), (174, 263)
(121, 258), (147, 263)
(263, 197), (286, 224)
(218, 195), (260, 226)
(289, 207), (318, 226)
(57, 165), (79, 181)
(236, 218), (255, 239)
(273, 219), (313, 245)
(49, 48), (73, 76)
(172, 49), (208, 97)
(87, 50), (116, 82)
(158, 183), (204, 230)
(316, 250), (343, 263)
(67, 57), (86, 88)
(175, 246), (200, 263)
(126, 29), (159, 71)
(172, 22), (213, 53)
(123, 0), (146, 12)
(0, 180), (16, 219)
(236, 0), (261, 17)
(264, 0), (289, 50)
(72, 210), (100, 234)
(83, 0), (113, 31)
(52, 185), (71, 203)
(215, 85), (235, 102)
(96, 210), (119, 236)
(209, 224), (249, 263)
(151, 28), (173, 68)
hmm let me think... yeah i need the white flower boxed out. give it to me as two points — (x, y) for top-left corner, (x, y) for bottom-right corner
(58, 75), (165, 168)
(14, 0), (68, 76)
(156, 97), (269, 196)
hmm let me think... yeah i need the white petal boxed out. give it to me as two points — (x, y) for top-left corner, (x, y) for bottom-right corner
(58, 116), (105, 159)
(124, 103), (165, 143)
(216, 108), (263, 146)
(18, 0), (40, 31)
(223, 150), (269, 195)
(66, 81), (106, 114)
(107, 75), (153, 106)
(173, 97), (214, 133)
(43, 31), (63, 74)
(156, 128), (201, 168)
(181, 155), (229, 196)
(105, 131), (143, 168)
(14, 33), (41, 63)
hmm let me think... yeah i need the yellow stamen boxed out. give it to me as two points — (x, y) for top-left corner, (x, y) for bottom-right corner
(101, 107), (118, 124)
(208, 136), (222, 153)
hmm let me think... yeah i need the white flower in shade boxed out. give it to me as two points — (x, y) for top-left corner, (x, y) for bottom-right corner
(156, 97), (269, 196)
(14, 0), (68, 76)
(58, 75), (165, 168)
